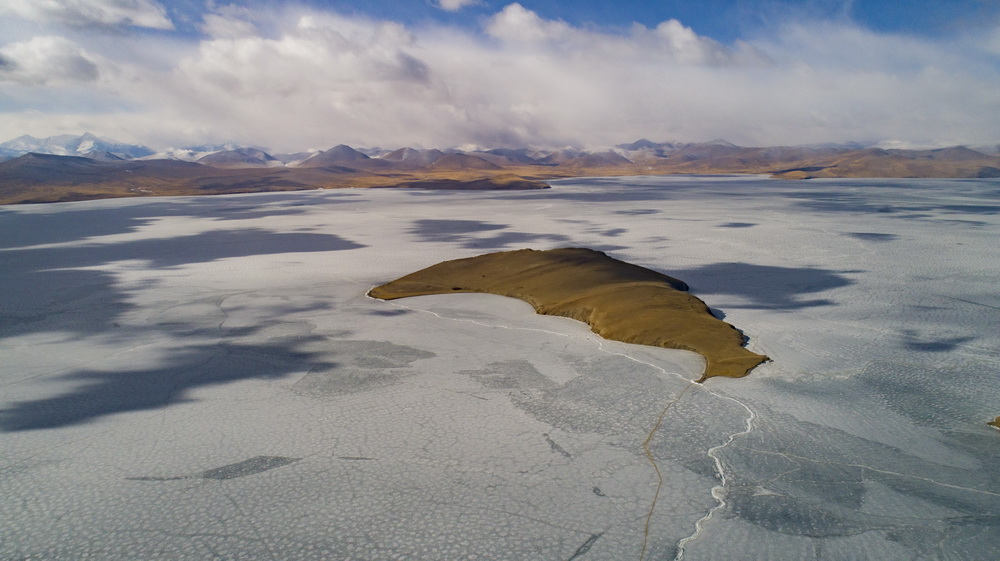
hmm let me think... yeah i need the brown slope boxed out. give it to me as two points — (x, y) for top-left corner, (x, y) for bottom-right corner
(381, 147), (444, 168)
(197, 148), (279, 168)
(773, 149), (1000, 179)
(369, 248), (768, 381)
(383, 174), (549, 190)
(0, 152), (117, 184)
(429, 153), (501, 170)
(297, 144), (391, 170)
(562, 150), (633, 168)
(888, 146), (990, 161)
(0, 153), (315, 204)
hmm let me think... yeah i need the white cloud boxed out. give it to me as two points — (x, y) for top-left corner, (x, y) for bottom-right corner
(436, 0), (480, 12)
(199, 13), (257, 38)
(485, 3), (572, 44)
(1, 3), (998, 150)
(486, 4), (751, 65)
(650, 19), (731, 64)
(0, 36), (100, 85)
(0, 0), (172, 30)
(198, 4), (259, 39)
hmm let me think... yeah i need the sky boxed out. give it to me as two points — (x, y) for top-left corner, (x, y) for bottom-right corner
(1, 0), (999, 151)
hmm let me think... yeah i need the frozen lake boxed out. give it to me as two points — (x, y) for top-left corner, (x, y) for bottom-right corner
(2, 175), (998, 560)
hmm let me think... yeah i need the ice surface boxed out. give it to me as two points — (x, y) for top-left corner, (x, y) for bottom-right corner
(1, 176), (998, 559)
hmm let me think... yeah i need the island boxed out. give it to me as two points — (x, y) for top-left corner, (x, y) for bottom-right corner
(368, 248), (768, 381)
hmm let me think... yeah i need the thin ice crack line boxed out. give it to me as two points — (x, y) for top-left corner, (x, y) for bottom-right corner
(735, 446), (1000, 498)
(942, 295), (1000, 311)
(367, 289), (759, 559)
(639, 382), (695, 561)
(673, 393), (756, 561)
(582, 336), (758, 561)
(0, 339), (162, 388)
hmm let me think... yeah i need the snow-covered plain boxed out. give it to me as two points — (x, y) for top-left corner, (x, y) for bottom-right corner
(2, 175), (998, 560)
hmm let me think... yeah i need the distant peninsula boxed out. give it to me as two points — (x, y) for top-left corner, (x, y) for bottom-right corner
(2, 134), (1000, 204)
(369, 248), (768, 381)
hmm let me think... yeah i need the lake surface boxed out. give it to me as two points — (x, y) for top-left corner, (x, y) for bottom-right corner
(2, 175), (998, 559)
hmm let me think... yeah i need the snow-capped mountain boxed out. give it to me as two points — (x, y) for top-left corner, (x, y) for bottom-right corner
(144, 145), (230, 162)
(145, 143), (285, 164)
(0, 133), (154, 160)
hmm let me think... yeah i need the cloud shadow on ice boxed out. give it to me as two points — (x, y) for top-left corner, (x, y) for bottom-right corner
(900, 330), (976, 352)
(0, 192), (356, 250)
(464, 231), (571, 249)
(409, 218), (570, 249)
(846, 232), (898, 241)
(2, 228), (365, 274)
(787, 188), (1000, 219)
(0, 268), (133, 339)
(366, 309), (411, 316)
(615, 209), (659, 215)
(0, 228), (365, 340)
(669, 262), (854, 310)
(410, 219), (506, 242)
(0, 339), (336, 431)
(1, 337), (438, 430)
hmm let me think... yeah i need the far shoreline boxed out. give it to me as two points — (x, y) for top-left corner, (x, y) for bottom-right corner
(4, 167), (998, 206)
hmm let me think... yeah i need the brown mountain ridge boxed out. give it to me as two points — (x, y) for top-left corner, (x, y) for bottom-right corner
(2, 140), (998, 204)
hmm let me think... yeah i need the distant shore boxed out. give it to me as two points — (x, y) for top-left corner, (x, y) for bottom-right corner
(2, 140), (999, 205)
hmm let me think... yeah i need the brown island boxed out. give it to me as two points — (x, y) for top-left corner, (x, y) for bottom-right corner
(369, 248), (768, 382)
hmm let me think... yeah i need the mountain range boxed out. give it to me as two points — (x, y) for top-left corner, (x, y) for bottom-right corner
(0, 133), (154, 161)
(1, 133), (998, 204)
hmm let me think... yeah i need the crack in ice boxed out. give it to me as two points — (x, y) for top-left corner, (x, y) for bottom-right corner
(672, 392), (756, 561)
(367, 289), (760, 560)
(737, 446), (1000, 498)
(638, 382), (694, 561)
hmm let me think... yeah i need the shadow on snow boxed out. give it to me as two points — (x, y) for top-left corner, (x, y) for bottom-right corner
(0, 338), (336, 431)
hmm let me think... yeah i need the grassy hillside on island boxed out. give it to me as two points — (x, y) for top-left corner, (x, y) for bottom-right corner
(369, 248), (769, 381)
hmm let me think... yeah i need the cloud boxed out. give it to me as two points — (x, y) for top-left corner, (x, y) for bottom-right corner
(0, 36), (100, 85)
(0, 0), (173, 30)
(1, 3), (998, 150)
(436, 0), (480, 12)
(484, 4), (745, 65)
(485, 3), (572, 44)
(198, 4), (260, 39)
(199, 13), (257, 38)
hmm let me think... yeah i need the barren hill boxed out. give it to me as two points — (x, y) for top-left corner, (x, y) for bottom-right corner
(298, 145), (390, 170)
(381, 147), (444, 168)
(429, 153), (501, 171)
(3, 137), (999, 204)
(198, 148), (279, 168)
